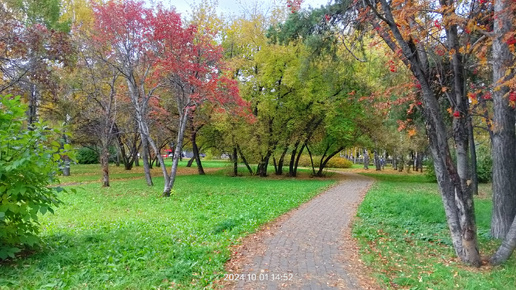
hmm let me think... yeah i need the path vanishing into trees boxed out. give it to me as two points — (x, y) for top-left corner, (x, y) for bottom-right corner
(223, 172), (378, 289)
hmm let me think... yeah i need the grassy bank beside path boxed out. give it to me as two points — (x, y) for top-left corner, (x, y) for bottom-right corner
(0, 164), (335, 289)
(353, 172), (516, 289)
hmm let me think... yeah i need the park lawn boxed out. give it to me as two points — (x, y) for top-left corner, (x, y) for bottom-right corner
(353, 172), (516, 289)
(0, 165), (335, 289)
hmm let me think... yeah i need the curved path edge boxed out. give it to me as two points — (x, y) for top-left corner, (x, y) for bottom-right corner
(220, 172), (378, 290)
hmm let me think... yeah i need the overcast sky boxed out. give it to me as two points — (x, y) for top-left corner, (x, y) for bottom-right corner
(155, 0), (331, 19)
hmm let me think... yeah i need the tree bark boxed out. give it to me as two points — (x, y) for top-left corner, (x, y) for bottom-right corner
(491, 215), (516, 265)
(306, 143), (316, 176)
(163, 107), (190, 197)
(316, 146), (344, 177)
(232, 147), (238, 176)
(288, 140), (301, 177)
(237, 145), (253, 175)
(490, 0), (516, 239)
(140, 136), (153, 186)
(276, 146), (289, 175)
(100, 146), (110, 187)
(191, 128), (205, 175)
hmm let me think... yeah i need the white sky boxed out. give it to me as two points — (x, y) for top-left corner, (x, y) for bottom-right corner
(156, 0), (331, 19)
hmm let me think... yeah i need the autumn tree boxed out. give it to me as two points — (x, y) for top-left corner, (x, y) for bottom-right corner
(92, 0), (181, 186)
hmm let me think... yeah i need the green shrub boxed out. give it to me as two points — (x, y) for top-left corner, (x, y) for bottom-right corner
(476, 144), (492, 183)
(76, 147), (99, 164)
(425, 144), (492, 183)
(326, 157), (353, 168)
(0, 95), (71, 260)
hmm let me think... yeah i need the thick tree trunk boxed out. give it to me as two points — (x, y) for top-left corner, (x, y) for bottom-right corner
(140, 136), (153, 186)
(468, 119), (478, 195)
(491, 215), (516, 265)
(62, 155), (71, 176)
(490, 0), (516, 239)
(257, 152), (271, 177)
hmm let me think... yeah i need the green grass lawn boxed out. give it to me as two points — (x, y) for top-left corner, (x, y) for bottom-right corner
(353, 172), (516, 289)
(0, 164), (335, 289)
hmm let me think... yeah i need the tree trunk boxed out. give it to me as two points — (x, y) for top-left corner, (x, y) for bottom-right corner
(306, 143), (316, 176)
(186, 157), (195, 167)
(140, 136), (153, 186)
(490, 0), (516, 239)
(368, 0), (481, 266)
(237, 145), (253, 175)
(100, 145), (110, 187)
(232, 147), (238, 176)
(288, 140), (301, 177)
(276, 146), (289, 175)
(191, 128), (205, 175)
(293, 143), (306, 177)
(316, 146), (344, 177)
(257, 152), (271, 177)
(491, 215), (516, 265)
(163, 108), (189, 197)
(468, 119), (478, 195)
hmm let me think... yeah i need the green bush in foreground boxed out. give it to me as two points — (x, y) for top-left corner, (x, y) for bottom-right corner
(0, 95), (71, 260)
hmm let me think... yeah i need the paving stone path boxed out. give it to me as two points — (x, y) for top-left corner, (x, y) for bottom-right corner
(231, 172), (374, 290)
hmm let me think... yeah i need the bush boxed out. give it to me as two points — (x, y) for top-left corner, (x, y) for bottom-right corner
(476, 144), (492, 183)
(0, 95), (70, 260)
(76, 147), (99, 164)
(326, 157), (353, 168)
(296, 155), (353, 169)
(425, 143), (492, 183)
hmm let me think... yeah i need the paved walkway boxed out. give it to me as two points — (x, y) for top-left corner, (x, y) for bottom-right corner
(230, 172), (374, 290)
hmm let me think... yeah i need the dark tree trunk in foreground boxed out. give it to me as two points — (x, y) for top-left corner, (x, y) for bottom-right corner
(490, 0), (516, 240)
